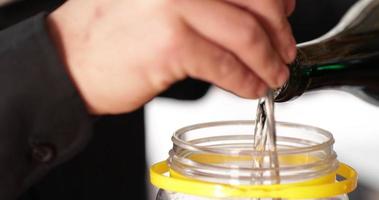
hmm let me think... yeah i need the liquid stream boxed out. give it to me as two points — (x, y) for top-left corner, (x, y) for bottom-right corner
(252, 91), (281, 200)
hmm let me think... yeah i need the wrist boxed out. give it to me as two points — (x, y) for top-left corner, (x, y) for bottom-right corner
(46, 5), (102, 115)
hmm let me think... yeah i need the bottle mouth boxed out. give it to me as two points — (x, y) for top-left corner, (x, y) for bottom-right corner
(169, 121), (338, 185)
(273, 81), (292, 102)
(274, 48), (307, 103)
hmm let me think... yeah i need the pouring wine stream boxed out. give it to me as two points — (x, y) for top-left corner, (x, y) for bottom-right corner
(251, 91), (280, 200)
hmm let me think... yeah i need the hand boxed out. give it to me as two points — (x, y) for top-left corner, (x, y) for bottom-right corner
(48, 0), (297, 115)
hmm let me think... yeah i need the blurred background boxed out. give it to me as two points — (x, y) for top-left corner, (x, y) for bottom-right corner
(146, 0), (379, 199)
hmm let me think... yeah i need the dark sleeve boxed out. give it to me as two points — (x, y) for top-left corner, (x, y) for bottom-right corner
(0, 13), (93, 200)
(158, 78), (210, 100)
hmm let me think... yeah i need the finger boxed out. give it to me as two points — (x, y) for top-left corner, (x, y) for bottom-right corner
(224, 0), (297, 63)
(177, 29), (268, 99)
(284, 0), (296, 16)
(176, 0), (289, 88)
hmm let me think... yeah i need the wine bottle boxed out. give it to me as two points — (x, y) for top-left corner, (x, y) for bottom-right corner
(274, 0), (379, 106)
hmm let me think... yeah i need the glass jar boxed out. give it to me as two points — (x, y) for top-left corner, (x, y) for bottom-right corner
(150, 121), (357, 200)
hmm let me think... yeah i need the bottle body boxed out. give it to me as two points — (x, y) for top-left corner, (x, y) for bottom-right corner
(274, 49), (379, 106)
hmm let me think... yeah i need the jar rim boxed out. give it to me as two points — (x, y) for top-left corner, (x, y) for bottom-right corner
(169, 120), (338, 185)
(172, 120), (335, 156)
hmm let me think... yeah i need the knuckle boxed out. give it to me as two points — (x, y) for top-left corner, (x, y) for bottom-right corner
(151, 23), (189, 81)
(255, 59), (280, 86)
(265, 67), (280, 83)
(243, 75), (259, 95)
(237, 21), (262, 49)
(238, 74), (260, 99)
(160, 26), (187, 56)
(160, 0), (179, 9)
(285, 0), (296, 15)
(275, 17), (290, 33)
(151, 73), (176, 92)
(185, 52), (206, 77)
(216, 53), (238, 77)
(187, 62), (203, 77)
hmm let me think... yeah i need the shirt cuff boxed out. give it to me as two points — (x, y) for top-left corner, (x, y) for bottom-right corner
(0, 12), (93, 195)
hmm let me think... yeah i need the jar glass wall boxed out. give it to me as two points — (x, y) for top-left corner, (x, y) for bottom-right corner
(151, 121), (356, 200)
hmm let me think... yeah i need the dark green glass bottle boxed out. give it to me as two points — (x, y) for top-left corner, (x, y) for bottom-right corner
(274, 0), (379, 106)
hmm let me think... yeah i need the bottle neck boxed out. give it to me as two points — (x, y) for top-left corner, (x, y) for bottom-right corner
(275, 30), (379, 102)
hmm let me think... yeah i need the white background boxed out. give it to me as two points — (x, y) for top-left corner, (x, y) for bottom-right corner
(145, 86), (379, 199)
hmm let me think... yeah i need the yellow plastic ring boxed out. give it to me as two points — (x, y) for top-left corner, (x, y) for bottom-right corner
(150, 161), (357, 199)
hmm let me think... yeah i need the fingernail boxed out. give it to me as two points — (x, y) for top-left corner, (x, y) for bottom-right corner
(277, 66), (289, 87)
